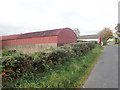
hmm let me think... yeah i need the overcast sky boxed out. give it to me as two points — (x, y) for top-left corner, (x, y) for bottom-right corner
(0, 0), (119, 36)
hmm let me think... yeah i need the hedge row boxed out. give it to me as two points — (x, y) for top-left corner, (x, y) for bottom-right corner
(1, 41), (97, 83)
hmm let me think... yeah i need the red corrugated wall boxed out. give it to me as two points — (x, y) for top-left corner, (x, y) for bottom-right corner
(57, 28), (77, 43)
(2, 36), (57, 46)
(0, 41), (2, 50)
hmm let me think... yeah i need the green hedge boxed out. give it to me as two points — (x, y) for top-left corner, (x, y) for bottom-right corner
(1, 42), (96, 84)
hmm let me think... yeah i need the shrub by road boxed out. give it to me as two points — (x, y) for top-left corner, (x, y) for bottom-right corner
(1, 41), (103, 88)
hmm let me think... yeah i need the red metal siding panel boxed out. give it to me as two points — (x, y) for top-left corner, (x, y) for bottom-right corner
(57, 28), (77, 43)
(3, 36), (57, 46)
(0, 41), (2, 49)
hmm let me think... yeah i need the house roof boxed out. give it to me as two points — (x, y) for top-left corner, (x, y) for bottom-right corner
(78, 34), (98, 39)
(1, 28), (73, 41)
(1, 34), (22, 41)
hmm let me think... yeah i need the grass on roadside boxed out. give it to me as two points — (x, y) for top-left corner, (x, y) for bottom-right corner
(3, 45), (104, 88)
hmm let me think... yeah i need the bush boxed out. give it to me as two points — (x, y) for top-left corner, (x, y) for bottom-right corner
(103, 40), (107, 45)
(2, 49), (17, 56)
(1, 42), (97, 84)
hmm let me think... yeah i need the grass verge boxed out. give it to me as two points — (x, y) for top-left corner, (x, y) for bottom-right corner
(3, 45), (104, 88)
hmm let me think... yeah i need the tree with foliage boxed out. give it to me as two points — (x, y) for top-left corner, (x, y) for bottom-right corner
(115, 24), (120, 33)
(114, 24), (120, 44)
(98, 27), (113, 45)
(73, 28), (80, 38)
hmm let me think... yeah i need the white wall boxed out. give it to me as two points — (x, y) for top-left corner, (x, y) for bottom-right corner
(77, 39), (98, 41)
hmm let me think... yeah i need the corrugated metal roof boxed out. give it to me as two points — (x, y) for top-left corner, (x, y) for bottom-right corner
(78, 34), (98, 39)
(1, 28), (72, 41)
(1, 34), (22, 41)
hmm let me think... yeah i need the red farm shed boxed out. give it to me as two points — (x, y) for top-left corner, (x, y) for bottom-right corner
(0, 28), (77, 53)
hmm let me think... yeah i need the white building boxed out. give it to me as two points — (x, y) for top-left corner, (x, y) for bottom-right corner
(77, 34), (98, 41)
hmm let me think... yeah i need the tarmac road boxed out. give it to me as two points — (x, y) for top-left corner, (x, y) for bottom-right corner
(84, 45), (118, 88)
